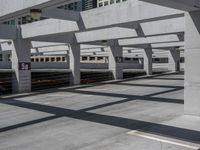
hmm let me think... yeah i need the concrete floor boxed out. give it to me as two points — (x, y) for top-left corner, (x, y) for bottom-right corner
(0, 72), (200, 150)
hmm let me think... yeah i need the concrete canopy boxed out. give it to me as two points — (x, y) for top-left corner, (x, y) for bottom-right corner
(17, 0), (185, 45)
(0, 0), (78, 22)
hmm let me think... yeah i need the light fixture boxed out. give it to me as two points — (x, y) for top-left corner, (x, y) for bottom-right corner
(30, 9), (42, 20)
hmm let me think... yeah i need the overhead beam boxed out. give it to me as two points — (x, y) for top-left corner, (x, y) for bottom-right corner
(119, 34), (181, 46)
(21, 19), (79, 39)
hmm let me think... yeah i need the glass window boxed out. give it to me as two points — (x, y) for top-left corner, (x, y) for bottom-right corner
(104, 1), (109, 6)
(82, 57), (88, 61)
(46, 58), (50, 62)
(8, 54), (11, 62)
(99, 2), (103, 7)
(110, 0), (114, 4)
(56, 57), (61, 62)
(62, 57), (66, 62)
(89, 57), (95, 61)
(0, 54), (2, 61)
(51, 57), (55, 62)
(97, 57), (104, 61)
(125, 57), (131, 61)
(40, 58), (44, 62)
(116, 0), (120, 3)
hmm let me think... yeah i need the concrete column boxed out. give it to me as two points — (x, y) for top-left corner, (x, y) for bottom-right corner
(144, 49), (152, 75)
(12, 39), (31, 93)
(69, 43), (80, 85)
(107, 45), (123, 80)
(184, 11), (200, 116)
(168, 49), (180, 72)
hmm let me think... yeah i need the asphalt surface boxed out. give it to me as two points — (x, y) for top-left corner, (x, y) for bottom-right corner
(0, 71), (200, 150)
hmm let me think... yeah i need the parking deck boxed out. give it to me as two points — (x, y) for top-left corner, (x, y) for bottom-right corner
(0, 72), (200, 150)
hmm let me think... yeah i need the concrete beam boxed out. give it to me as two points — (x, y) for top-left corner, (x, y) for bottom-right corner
(151, 42), (185, 49)
(21, 19), (79, 39)
(119, 34), (180, 46)
(75, 27), (137, 43)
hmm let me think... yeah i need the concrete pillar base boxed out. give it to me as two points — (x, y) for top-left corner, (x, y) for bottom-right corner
(144, 49), (152, 75)
(69, 43), (80, 85)
(107, 45), (123, 80)
(168, 49), (180, 72)
(12, 39), (31, 93)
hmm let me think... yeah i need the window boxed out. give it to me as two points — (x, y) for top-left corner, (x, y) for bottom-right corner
(97, 57), (104, 61)
(8, 54), (11, 61)
(110, 0), (114, 4)
(116, 0), (120, 3)
(89, 57), (95, 61)
(99, 2), (103, 7)
(125, 57), (131, 61)
(0, 54), (2, 61)
(35, 58), (39, 62)
(56, 57), (61, 62)
(51, 57), (55, 62)
(133, 58), (139, 61)
(104, 1), (109, 6)
(31, 58), (34, 62)
(154, 58), (160, 62)
(40, 58), (44, 62)
(82, 57), (88, 61)
(62, 57), (66, 62)
(46, 58), (50, 62)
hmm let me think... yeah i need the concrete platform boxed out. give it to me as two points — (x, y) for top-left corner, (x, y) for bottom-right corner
(0, 72), (200, 150)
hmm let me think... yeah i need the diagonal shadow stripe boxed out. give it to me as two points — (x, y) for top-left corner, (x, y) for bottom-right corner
(0, 115), (60, 133)
(0, 99), (199, 144)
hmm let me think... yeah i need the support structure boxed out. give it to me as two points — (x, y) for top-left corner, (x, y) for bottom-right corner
(107, 43), (123, 80)
(168, 49), (180, 72)
(12, 38), (31, 93)
(144, 48), (153, 75)
(69, 43), (80, 85)
(184, 11), (200, 116)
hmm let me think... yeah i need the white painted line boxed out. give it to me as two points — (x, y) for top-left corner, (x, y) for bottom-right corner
(127, 130), (200, 150)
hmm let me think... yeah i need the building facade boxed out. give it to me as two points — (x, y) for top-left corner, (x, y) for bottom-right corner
(97, 0), (127, 7)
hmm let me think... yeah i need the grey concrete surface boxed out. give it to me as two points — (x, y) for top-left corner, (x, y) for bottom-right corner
(0, 72), (200, 150)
